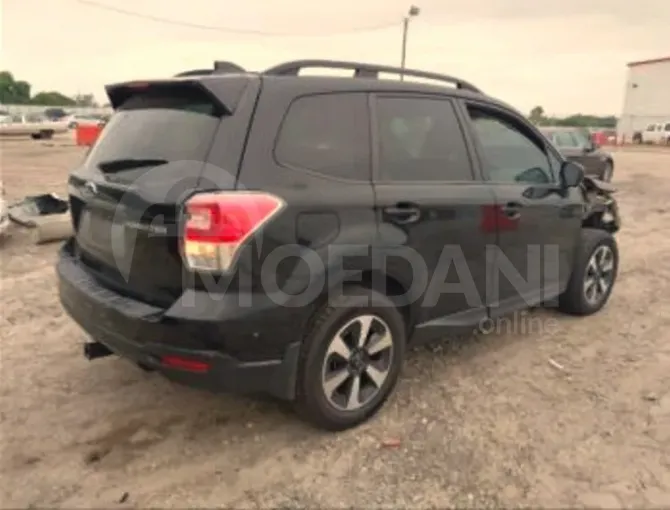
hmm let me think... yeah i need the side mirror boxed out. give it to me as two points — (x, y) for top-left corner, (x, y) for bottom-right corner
(560, 161), (584, 188)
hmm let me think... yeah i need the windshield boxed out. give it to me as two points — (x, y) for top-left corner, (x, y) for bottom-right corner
(85, 88), (222, 180)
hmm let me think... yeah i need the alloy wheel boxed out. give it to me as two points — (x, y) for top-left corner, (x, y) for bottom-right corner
(321, 314), (394, 412)
(583, 244), (615, 306)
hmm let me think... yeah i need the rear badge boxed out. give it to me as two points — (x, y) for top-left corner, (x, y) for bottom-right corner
(125, 221), (168, 235)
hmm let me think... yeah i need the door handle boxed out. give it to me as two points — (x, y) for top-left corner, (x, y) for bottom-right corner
(501, 202), (523, 219)
(384, 203), (421, 225)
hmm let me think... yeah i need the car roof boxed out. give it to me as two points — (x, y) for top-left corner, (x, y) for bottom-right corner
(108, 59), (526, 118)
(260, 74), (492, 100)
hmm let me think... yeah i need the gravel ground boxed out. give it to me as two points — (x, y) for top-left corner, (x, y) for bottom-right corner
(1, 136), (669, 509)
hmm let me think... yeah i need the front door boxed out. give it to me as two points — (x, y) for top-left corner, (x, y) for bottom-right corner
(372, 94), (496, 339)
(460, 102), (583, 317)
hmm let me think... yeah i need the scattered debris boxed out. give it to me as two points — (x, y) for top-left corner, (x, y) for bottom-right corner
(642, 392), (659, 402)
(118, 492), (129, 503)
(8, 193), (68, 227)
(84, 450), (103, 465)
(548, 358), (568, 373)
(1, 192), (72, 245)
(32, 214), (73, 245)
(380, 438), (402, 448)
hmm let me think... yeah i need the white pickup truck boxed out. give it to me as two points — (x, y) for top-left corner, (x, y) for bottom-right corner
(0, 114), (69, 140)
(641, 121), (670, 145)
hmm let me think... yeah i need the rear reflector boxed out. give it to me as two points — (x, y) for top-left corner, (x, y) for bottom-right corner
(161, 355), (210, 373)
(182, 191), (285, 272)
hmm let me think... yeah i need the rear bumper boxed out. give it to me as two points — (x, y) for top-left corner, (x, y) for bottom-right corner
(56, 247), (301, 400)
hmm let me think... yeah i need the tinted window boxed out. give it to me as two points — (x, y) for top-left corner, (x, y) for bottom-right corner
(664, 123), (670, 131)
(572, 129), (591, 147)
(85, 87), (222, 182)
(553, 131), (579, 148)
(375, 97), (472, 181)
(275, 93), (369, 180)
(467, 106), (552, 184)
(547, 148), (562, 178)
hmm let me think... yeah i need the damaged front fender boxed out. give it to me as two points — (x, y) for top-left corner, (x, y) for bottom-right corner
(581, 175), (620, 233)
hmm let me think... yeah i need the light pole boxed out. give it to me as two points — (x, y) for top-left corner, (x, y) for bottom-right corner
(400, 5), (420, 80)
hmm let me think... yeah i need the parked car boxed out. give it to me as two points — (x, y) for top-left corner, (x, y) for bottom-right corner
(44, 108), (69, 121)
(65, 113), (106, 129)
(638, 122), (670, 145)
(56, 59), (621, 430)
(539, 126), (615, 182)
(0, 113), (69, 139)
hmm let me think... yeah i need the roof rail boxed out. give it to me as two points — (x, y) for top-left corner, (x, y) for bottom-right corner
(262, 59), (481, 93)
(174, 61), (246, 78)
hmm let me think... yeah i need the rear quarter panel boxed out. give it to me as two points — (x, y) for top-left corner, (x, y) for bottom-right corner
(234, 80), (377, 311)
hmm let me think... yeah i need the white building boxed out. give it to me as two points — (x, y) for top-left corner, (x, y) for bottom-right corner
(618, 56), (670, 142)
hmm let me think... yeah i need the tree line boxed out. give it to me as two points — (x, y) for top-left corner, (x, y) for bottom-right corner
(529, 106), (617, 129)
(0, 71), (99, 107)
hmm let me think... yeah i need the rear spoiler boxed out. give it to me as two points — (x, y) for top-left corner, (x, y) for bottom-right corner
(104, 73), (251, 113)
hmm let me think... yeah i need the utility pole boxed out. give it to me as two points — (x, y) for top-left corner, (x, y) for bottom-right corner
(400, 5), (421, 80)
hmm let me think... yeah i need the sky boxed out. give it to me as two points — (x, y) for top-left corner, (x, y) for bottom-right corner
(1, 0), (669, 116)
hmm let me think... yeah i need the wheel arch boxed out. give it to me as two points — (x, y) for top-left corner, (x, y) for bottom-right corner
(301, 266), (415, 341)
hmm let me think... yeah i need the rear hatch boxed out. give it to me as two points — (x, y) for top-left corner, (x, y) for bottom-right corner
(68, 78), (252, 307)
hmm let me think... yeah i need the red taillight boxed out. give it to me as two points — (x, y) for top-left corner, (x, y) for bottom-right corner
(182, 191), (285, 272)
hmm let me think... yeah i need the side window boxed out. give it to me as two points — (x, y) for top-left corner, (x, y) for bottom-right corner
(274, 93), (369, 181)
(466, 105), (553, 184)
(554, 131), (579, 148)
(571, 129), (591, 148)
(647, 124), (656, 132)
(547, 147), (563, 179)
(375, 97), (472, 182)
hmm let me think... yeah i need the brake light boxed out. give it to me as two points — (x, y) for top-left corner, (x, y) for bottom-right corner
(182, 191), (285, 272)
(127, 81), (151, 89)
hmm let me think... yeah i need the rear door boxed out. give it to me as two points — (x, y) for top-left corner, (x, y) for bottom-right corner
(68, 78), (256, 307)
(372, 94), (496, 336)
(236, 87), (376, 301)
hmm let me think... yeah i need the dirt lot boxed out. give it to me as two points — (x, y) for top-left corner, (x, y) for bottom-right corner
(1, 136), (669, 509)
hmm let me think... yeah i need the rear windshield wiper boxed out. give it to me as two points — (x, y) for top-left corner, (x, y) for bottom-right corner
(97, 158), (168, 173)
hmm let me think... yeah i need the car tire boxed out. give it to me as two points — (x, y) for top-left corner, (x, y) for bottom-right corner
(39, 130), (54, 140)
(294, 286), (406, 431)
(558, 228), (618, 316)
(600, 161), (614, 182)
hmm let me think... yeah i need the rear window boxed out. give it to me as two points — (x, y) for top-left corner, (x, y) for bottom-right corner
(85, 87), (222, 175)
(274, 93), (370, 181)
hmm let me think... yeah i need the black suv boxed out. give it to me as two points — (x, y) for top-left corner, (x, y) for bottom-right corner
(57, 60), (621, 431)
